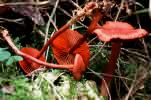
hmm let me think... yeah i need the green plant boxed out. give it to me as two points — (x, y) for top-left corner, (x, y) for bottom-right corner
(0, 47), (23, 66)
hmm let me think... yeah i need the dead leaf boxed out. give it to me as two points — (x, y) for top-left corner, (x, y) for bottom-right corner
(10, 0), (44, 25)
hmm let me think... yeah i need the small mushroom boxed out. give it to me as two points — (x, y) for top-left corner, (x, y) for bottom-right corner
(52, 29), (90, 80)
(93, 21), (148, 96)
(0, 28), (86, 76)
(19, 47), (45, 74)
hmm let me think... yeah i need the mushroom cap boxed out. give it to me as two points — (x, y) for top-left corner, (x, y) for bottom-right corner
(93, 21), (148, 42)
(52, 29), (90, 80)
(19, 47), (45, 74)
(52, 29), (90, 66)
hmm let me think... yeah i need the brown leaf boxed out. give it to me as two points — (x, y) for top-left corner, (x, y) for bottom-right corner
(10, 0), (44, 25)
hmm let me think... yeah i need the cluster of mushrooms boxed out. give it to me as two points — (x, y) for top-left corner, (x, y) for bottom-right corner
(0, 1), (148, 97)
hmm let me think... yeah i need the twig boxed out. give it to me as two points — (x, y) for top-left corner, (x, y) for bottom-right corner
(0, 18), (23, 24)
(42, 74), (63, 100)
(124, 73), (146, 100)
(57, 6), (88, 28)
(88, 36), (97, 44)
(37, 30), (45, 37)
(90, 42), (106, 61)
(114, 78), (122, 100)
(89, 44), (150, 61)
(50, 0), (59, 18)
(69, 0), (81, 9)
(88, 68), (111, 100)
(45, 0), (59, 60)
(87, 71), (133, 81)
(115, 0), (124, 21)
(0, 1), (50, 6)
(121, 48), (150, 61)
(134, 3), (150, 58)
(149, 0), (151, 18)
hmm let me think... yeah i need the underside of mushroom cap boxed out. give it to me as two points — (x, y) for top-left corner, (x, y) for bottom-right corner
(52, 29), (90, 67)
(19, 47), (45, 74)
(52, 29), (90, 80)
(93, 21), (148, 42)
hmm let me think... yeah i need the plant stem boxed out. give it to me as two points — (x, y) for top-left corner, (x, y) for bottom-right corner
(100, 41), (122, 96)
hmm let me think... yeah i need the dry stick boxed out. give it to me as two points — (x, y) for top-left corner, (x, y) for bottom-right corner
(69, 0), (81, 9)
(0, 1), (50, 6)
(114, 0), (124, 21)
(124, 71), (147, 100)
(57, 6), (88, 28)
(88, 68), (111, 99)
(0, 18), (23, 24)
(0, 28), (73, 69)
(134, 3), (150, 58)
(87, 69), (133, 81)
(44, 0), (59, 60)
(90, 42), (106, 61)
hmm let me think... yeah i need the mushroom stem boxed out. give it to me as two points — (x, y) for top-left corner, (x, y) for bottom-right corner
(69, 10), (103, 54)
(100, 41), (122, 96)
(0, 28), (73, 69)
(36, 23), (70, 58)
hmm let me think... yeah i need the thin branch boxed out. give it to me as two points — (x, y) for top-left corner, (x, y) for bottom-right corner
(0, 1), (50, 6)
(115, 0), (124, 21)
(57, 6), (88, 28)
(0, 18), (23, 24)
(90, 42), (106, 61)
(88, 68), (111, 100)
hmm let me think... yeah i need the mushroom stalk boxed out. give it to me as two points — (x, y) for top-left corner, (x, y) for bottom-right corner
(0, 28), (73, 69)
(36, 23), (70, 58)
(100, 41), (122, 96)
(69, 10), (103, 54)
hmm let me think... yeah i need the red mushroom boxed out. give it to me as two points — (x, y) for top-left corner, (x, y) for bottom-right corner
(52, 29), (90, 80)
(19, 47), (45, 74)
(15, 2), (98, 75)
(93, 21), (148, 96)
(0, 28), (86, 76)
